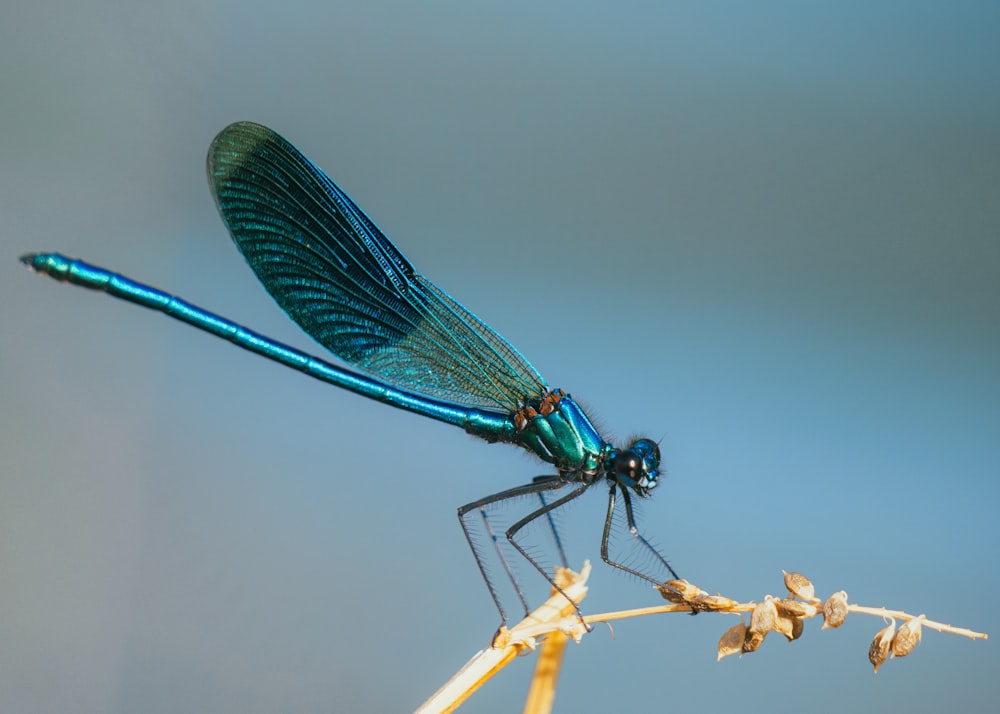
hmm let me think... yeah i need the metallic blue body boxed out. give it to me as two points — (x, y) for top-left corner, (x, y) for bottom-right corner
(21, 122), (679, 627)
(22, 250), (615, 473)
(20, 252), (518, 443)
(21, 251), (611, 478)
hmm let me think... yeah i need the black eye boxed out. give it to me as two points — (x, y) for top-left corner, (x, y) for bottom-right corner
(614, 453), (638, 478)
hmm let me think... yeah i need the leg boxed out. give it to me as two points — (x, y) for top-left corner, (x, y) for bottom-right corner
(477, 506), (530, 616)
(458, 475), (570, 626)
(533, 476), (570, 569)
(600, 483), (679, 586)
(505, 482), (592, 623)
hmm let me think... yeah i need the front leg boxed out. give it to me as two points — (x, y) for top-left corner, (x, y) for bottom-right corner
(600, 483), (679, 586)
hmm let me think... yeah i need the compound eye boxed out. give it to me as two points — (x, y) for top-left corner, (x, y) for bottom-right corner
(616, 454), (640, 479)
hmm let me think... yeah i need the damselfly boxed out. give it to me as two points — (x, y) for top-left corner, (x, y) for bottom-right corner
(21, 122), (680, 627)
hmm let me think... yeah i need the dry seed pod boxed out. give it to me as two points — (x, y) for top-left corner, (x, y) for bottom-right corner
(782, 570), (815, 601)
(772, 611), (793, 639)
(743, 628), (767, 653)
(891, 615), (925, 658)
(869, 620), (896, 673)
(692, 592), (738, 612)
(750, 598), (779, 633)
(772, 610), (805, 641)
(775, 596), (816, 618)
(657, 584), (686, 604)
(743, 599), (777, 652)
(789, 615), (805, 641)
(822, 591), (849, 629)
(718, 620), (747, 661)
(659, 579), (701, 604)
(669, 579), (702, 600)
(743, 597), (779, 652)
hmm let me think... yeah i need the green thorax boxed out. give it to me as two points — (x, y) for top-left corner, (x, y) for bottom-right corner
(512, 389), (609, 475)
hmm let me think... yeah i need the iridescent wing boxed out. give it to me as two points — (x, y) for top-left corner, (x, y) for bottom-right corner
(208, 122), (546, 412)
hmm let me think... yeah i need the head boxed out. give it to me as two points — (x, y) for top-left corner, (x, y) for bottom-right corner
(610, 437), (662, 496)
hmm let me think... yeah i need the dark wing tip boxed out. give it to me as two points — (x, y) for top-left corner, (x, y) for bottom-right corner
(207, 122), (283, 186)
(210, 121), (273, 149)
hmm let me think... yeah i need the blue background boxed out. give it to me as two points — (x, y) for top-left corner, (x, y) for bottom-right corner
(2, 1), (997, 712)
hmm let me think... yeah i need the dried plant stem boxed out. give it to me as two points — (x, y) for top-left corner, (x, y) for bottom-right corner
(414, 564), (591, 714)
(578, 602), (986, 642)
(522, 619), (571, 714)
(415, 565), (987, 713)
(521, 565), (587, 714)
(648, 574), (986, 668)
(844, 606), (985, 640)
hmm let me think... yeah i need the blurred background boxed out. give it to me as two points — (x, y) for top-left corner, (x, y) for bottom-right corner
(1, 1), (997, 712)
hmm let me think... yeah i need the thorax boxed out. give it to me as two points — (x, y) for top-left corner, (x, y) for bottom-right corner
(513, 389), (608, 475)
